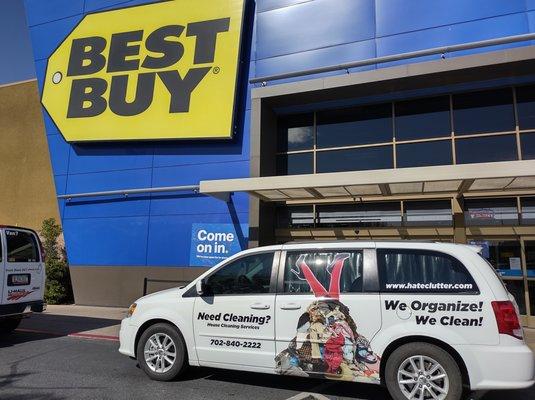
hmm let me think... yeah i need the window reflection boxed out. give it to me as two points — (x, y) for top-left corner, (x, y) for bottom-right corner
(277, 114), (314, 152)
(395, 96), (450, 140)
(465, 198), (518, 226)
(316, 103), (392, 148)
(469, 240), (522, 277)
(404, 200), (452, 226)
(525, 241), (535, 278)
(455, 135), (517, 164)
(453, 88), (514, 135)
(317, 202), (401, 227)
(317, 145), (393, 173)
(276, 153), (313, 175)
(274, 85), (531, 177)
(521, 198), (535, 225)
(516, 85), (535, 130)
(529, 281), (535, 316)
(276, 205), (314, 228)
(521, 132), (535, 160)
(396, 140), (452, 168)
(503, 280), (526, 315)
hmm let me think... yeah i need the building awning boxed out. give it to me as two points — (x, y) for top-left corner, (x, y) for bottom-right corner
(200, 160), (535, 203)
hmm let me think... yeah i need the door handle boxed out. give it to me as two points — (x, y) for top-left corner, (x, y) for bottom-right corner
(280, 303), (301, 310)
(250, 303), (270, 310)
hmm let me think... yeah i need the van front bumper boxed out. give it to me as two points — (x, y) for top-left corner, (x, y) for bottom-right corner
(118, 318), (137, 358)
(456, 339), (535, 390)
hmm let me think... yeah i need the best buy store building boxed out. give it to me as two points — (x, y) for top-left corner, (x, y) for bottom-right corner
(24, 0), (535, 325)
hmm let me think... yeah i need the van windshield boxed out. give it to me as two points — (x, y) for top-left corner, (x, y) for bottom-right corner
(5, 230), (39, 263)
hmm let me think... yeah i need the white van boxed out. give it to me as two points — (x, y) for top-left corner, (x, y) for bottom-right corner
(119, 242), (534, 400)
(0, 226), (46, 334)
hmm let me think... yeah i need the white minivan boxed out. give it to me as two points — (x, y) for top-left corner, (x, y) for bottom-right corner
(119, 241), (535, 400)
(0, 226), (46, 334)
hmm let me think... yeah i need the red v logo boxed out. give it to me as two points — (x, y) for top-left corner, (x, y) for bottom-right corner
(290, 253), (351, 299)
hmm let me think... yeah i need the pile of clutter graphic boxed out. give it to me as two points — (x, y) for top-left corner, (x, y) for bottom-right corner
(275, 253), (381, 382)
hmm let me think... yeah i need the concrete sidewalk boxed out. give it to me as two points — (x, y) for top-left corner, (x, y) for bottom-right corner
(18, 304), (126, 340)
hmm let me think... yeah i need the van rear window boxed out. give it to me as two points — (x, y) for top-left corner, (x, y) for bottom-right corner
(378, 249), (478, 293)
(5, 230), (39, 263)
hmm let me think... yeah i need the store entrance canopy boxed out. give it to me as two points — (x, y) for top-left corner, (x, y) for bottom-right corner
(200, 160), (535, 203)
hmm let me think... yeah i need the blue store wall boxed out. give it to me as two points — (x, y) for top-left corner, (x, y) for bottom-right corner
(24, 0), (535, 268)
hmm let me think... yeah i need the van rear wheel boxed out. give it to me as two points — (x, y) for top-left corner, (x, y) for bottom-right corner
(0, 316), (22, 335)
(385, 342), (463, 400)
(136, 323), (187, 381)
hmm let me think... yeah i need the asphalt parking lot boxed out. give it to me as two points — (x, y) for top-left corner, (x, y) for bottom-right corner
(0, 310), (534, 400)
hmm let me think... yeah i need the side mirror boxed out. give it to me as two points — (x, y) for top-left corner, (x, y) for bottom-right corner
(196, 279), (207, 296)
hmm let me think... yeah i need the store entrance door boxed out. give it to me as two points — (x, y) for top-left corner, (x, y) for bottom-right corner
(467, 237), (535, 328)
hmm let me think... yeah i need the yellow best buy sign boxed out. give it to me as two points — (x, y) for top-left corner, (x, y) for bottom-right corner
(42, 0), (245, 142)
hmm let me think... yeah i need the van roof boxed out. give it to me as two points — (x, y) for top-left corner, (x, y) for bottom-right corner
(278, 240), (480, 252)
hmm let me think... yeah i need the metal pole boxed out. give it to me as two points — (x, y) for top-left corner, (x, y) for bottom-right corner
(250, 32), (535, 84)
(57, 184), (200, 200)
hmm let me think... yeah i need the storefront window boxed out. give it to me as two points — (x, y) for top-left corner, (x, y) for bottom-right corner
(404, 200), (452, 226)
(469, 240), (522, 277)
(276, 205), (314, 228)
(525, 241), (535, 278)
(396, 140), (452, 168)
(395, 96), (451, 140)
(521, 198), (535, 225)
(277, 114), (314, 152)
(317, 202), (401, 227)
(455, 134), (518, 164)
(276, 153), (313, 175)
(515, 84), (535, 130)
(529, 281), (535, 316)
(521, 132), (535, 160)
(316, 145), (393, 173)
(316, 103), (392, 148)
(464, 198), (518, 226)
(453, 88), (515, 135)
(503, 280), (527, 315)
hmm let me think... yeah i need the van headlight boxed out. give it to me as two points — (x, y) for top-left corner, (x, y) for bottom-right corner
(126, 303), (137, 318)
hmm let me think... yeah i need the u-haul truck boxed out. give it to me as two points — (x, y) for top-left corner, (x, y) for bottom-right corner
(0, 226), (46, 334)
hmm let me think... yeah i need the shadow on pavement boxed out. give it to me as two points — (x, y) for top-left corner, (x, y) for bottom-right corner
(178, 367), (391, 399)
(0, 313), (120, 348)
(0, 342), (71, 400)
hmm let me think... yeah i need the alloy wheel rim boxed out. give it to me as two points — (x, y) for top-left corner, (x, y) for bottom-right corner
(397, 355), (449, 400)
(144, 333), (177, 374)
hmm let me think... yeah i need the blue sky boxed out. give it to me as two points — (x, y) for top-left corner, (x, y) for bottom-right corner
(0, 0), (36, 85)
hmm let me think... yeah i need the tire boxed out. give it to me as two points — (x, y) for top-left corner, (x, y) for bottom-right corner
(136, 323), (187, 381)
(385, 342), (463, 400)
(0, 316), (22, 335)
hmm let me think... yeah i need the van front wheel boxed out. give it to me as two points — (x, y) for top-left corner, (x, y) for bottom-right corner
(385, 342), (463, 400)
(136, 323), (187, 381)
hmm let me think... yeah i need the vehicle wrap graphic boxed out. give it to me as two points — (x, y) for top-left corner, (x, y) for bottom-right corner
(7, 289), (35, 301)
(275, 253), (381, 383)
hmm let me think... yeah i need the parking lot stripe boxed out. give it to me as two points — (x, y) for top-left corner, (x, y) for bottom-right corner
(68, 332), (119, 341)
(15, 328), (119, 341)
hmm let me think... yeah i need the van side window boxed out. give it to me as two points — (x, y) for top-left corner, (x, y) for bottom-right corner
(5, 230), (39, 263)
(283, 251), (363, 294)
(205, 252), (274, 295)
(378, 249), (478, 293)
